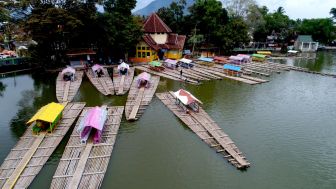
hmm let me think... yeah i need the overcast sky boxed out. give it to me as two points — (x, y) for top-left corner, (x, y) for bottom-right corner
(134, 0), (335, 19)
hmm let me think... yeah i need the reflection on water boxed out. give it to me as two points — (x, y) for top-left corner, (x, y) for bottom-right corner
(273, 51), (336, 73)
(0, 81), (6, 97)
(1, 51), (336, 189)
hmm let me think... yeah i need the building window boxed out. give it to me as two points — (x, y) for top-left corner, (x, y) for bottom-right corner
(137, 46), (141, 50)
(142, 47), (145, 50)
(137, 52), (141, 58)
(142, 52), (146, 58)
(147, 52), (150, 57)
(146, 47), (150, 50)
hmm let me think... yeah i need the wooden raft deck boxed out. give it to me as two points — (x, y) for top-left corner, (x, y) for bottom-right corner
(86, 69), (114, 96)
(125, 76), (160, 121)
(56, 71), (84, 103)
(113, 68), (134, 95)
(0, 102), (86, 188)
(50, 106), (124, 189)
(156, 92), (250, 169)
(135, 66), (199, 85)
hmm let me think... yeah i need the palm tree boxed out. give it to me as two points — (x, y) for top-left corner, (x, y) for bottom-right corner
(330, 8), (336, 19)
(276, 6), (285, 14)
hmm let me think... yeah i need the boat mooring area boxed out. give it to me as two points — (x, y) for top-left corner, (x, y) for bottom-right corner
(0, 52), (336, 189)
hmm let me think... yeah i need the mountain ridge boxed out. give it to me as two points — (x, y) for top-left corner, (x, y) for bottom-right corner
(134, 0), (195, 16)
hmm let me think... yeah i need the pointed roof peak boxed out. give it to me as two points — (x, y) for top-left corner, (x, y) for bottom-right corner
(144, 13), (172, 33)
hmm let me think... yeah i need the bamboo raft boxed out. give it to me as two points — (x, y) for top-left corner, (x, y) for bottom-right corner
(50, 106), (124, 189)
(113, 68), (134, 95)
(86, 69), (114, 96)
(56, 71), (84, 103)
(0, 102), (85, 189)
(135, 66), (199, 85)
(200, 64), (269, 83)
(212, 64), (271, 77)
(194, 64), (262, 85)
(156, 92), (250, 169)
(125, 75), (160, 121)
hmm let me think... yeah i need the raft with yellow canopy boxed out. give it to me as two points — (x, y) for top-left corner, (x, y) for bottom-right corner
(26, 102), (65, 134)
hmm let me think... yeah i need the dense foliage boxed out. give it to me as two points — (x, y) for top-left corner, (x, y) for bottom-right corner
(2, 0), (142, 67)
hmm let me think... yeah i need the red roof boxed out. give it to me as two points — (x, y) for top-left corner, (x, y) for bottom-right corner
(142, 34), (186, 51)
(144, 13), (172, 33)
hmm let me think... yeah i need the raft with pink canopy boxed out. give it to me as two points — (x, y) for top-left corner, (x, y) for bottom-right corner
(91, 64), (105, 77)
(117, 62), (130, 75)
(92, 64), (104, 72)
(61, 66), (76, 81)
(61, 67), (75, 75)
(136, 72), (151, 88)
(77, 106), (107, 144)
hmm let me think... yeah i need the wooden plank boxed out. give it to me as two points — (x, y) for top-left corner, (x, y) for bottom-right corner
(117, 75), (125, 95)
(128, 87), (145, 120)
(189, 112), (249, 167)
(113, 68), (134, 95)
(62, 81), (70, 102)
(86, 69), (114, 96)
(241, 75), (269, 83)
(2, 133), (46, 189)
(135, 66), (199, 85)
(68, 142), (93, 189)
(98, 78), (111, 95)
(125, 75), (160, 121)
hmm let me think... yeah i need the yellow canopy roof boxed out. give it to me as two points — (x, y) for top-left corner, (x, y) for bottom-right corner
(257, 51), (272, 55)
(26, 102), (65, 124)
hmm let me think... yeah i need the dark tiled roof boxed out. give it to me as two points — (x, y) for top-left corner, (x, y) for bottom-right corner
(167, 33), (178, 44)
(144, 13), (172, 33)
(142, 33), (186, 51)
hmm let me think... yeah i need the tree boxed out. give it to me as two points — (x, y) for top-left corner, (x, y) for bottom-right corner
(330, 8), (336, 19)
(0, 2), (10, 21)
(246, 4), (266, 39)
(189, 0), (228, 42)
(188, 0), (249, 53)
(102, 0), (143, 59)
(297, 18), (336, 44)
(224, 0), (257, 18)
(157, 0), (187, 34)
(214, 17), (250, 54)
(276, 6), (285, 14)
(26, 5), (83, 66)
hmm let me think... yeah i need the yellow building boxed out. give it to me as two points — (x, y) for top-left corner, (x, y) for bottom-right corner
(134, 13), (186, 62)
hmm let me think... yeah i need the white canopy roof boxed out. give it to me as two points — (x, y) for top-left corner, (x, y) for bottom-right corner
(173, 89), (202, 106)
(118, 62), (130, 70)
(179, 58), (193, 64)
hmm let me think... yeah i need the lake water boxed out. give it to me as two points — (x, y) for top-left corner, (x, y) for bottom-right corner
(0, 51), (336, 189)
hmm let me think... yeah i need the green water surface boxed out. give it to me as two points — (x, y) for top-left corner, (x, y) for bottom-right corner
(0, 51), (336, 189)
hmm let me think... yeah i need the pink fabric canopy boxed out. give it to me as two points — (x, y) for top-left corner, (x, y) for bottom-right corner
(229, 56), (244, 61)
(61, 67), (75, 75)
(137, 72), (151, 82)
(77, 106), (107, 144)
(82, 107), (104, 131)
(165, 59), (178, 64)
(237, 54), (250, 59)
(92, 64), (104, 72)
